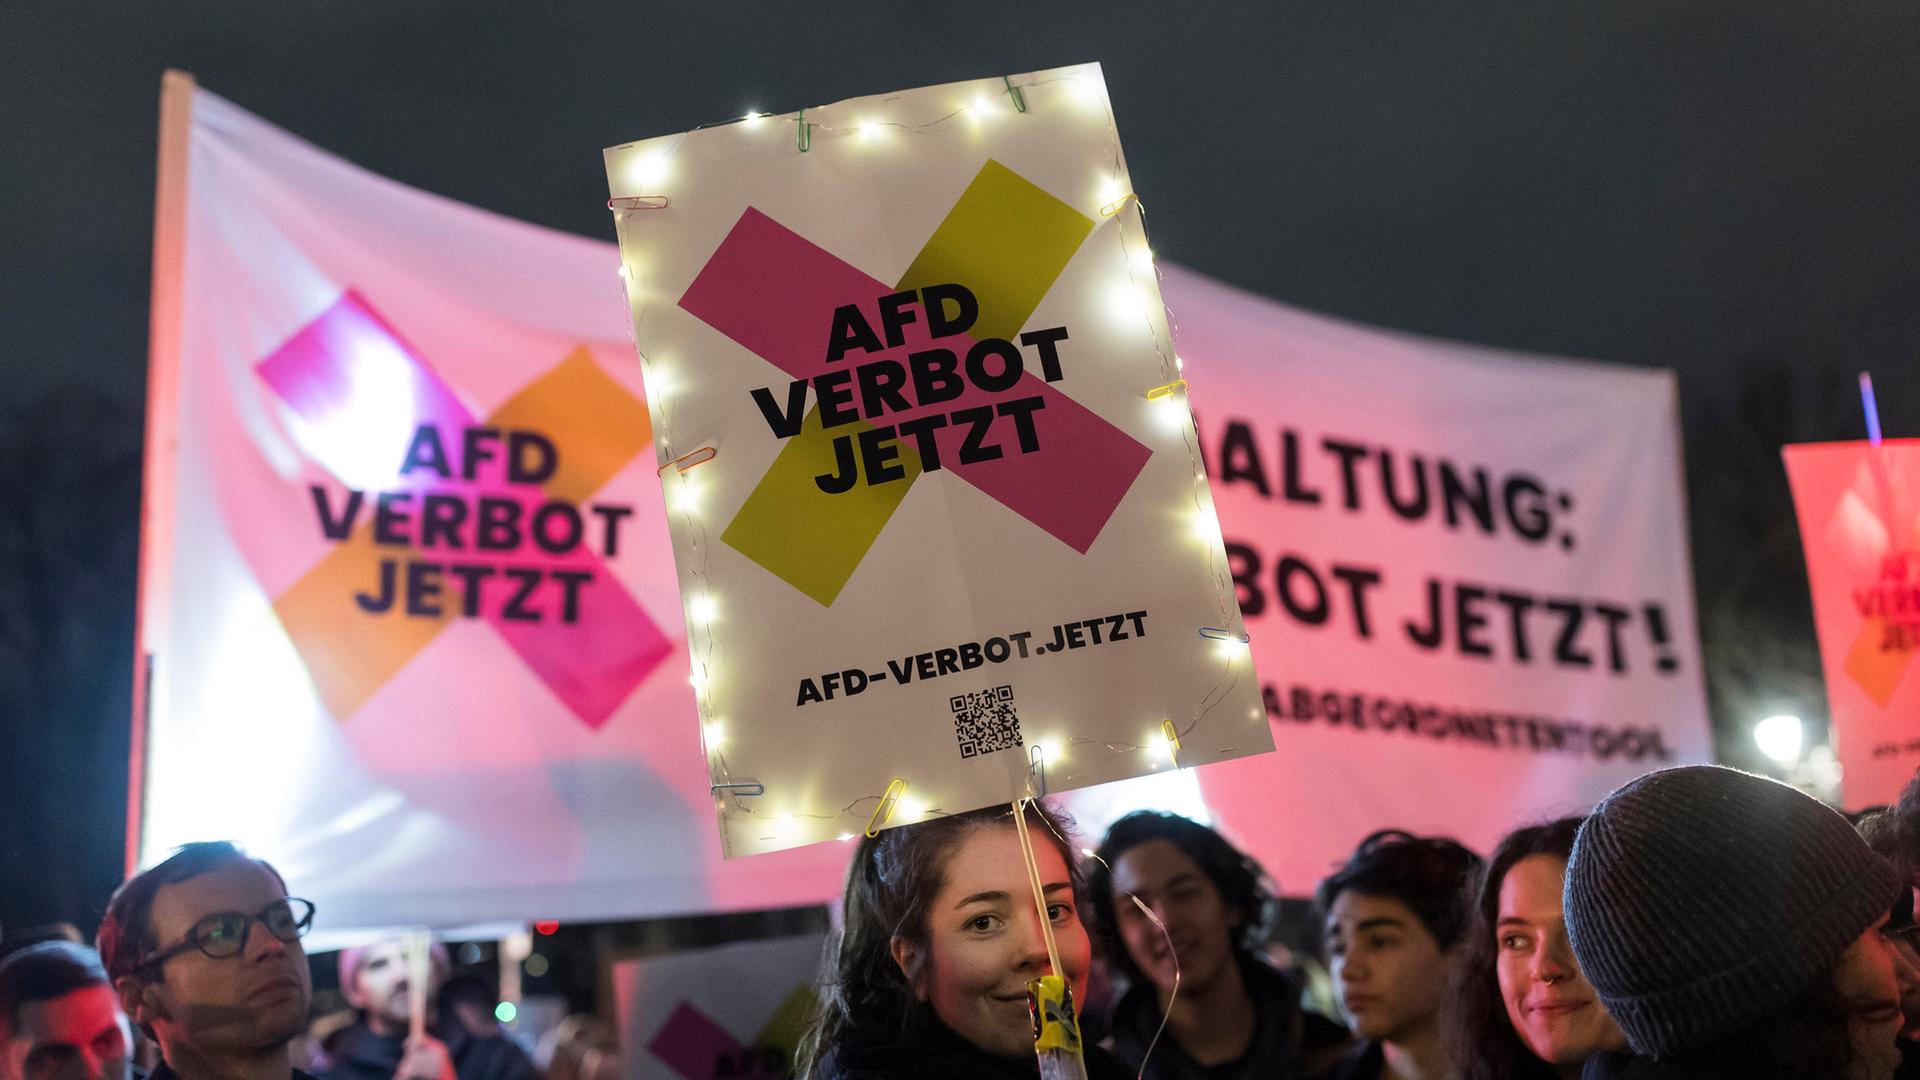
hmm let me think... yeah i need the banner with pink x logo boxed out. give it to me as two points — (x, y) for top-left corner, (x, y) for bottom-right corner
(607, 63), (1270, 858)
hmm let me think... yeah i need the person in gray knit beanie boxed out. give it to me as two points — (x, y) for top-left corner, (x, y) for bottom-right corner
(1564, 765), (1911, 1079)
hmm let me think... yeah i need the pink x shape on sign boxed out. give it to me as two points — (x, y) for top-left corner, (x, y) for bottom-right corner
(256, 291), (671, 728)
(679, 206), (1151, 566)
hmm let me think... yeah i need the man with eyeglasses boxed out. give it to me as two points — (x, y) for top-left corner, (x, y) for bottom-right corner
(0, 941), (133, 1080)
(95, 843), (315, 1080)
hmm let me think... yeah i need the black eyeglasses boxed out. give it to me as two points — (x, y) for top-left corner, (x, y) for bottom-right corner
(137, 897), (315, 968)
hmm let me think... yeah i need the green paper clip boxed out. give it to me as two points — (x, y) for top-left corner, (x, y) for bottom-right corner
(1004, 75), (1028, 114)
(797, 108), (810, 153)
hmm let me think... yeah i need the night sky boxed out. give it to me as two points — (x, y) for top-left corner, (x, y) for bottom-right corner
(4, 1), (1917, 930)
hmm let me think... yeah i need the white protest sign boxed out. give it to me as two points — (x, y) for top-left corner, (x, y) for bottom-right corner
(605, 64), (1269, 857)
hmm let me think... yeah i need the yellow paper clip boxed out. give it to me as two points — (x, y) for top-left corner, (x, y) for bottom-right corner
(866, 778), (907, 837)
(1161, 720), (1181, 755)
(1146, 380), (1187, 401)
(1027, 975), (1083, 1053)
(656, 446), (716, 476)
(1100, 192), (1139, 217)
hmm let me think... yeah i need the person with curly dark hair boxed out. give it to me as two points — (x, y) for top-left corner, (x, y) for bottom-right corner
(1316, 830), (1483, 1080)
(1449, 817), (1624, 1080)
(1087, 812), (1350, 1079)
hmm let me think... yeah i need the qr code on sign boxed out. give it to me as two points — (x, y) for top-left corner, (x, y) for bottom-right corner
(951, 685), (1023, 759)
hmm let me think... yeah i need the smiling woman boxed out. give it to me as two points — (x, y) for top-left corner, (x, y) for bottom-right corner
(1450, 817), (1626, 1080)
(796, 801), (1129, 1080)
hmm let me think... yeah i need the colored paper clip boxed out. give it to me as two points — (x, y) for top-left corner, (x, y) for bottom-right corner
(1161, 719), (1181, 752)
(1145, 380), (1187, 401)
(710, 782), (765, 798)
(866, 778), (907, 837)
(1100, 192), (1139, 217)
(1004, 75), (1028, 114)
(656, 446), (716, 476)
(1028, 744), (1048, 797)
(607, 195), (669, 211)
(1198, 627), (1251, 643)
(797, 108), (810, 153)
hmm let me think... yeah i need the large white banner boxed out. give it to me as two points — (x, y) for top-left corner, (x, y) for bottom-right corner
(603, 64), (1269, 858)
(135, 76), (853, 930)
(1165, 268), (1714, 891)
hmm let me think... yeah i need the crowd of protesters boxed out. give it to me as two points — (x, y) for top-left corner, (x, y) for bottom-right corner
(4, 764), (1918, 1080)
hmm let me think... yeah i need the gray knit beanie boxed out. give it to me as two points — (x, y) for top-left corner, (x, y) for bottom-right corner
(1564, 765), (1902, 1059)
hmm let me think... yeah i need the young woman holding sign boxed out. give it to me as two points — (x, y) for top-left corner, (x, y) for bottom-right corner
(797, 801), (1128, 1079)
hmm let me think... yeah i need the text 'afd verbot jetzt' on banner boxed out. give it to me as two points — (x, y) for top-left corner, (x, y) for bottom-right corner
(605, 63), (1270, 857)
(135, 74), (859, 931)
(1159, 270), (1714, 890)
(1785, 438), (1920, 808)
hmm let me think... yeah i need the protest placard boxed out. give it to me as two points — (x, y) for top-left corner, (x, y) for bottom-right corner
(1785, 438), (1920, 807)
(606, 64), (1269, 856)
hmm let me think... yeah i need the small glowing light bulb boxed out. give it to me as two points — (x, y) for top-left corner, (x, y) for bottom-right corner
(690, 594), (719, 624)
(628, 151), (670, 190)
(858, 120), (880, 140)
(689, 666), (710, 691)
(743, 110), (764, 125)
(1192, 508), (1223, 545)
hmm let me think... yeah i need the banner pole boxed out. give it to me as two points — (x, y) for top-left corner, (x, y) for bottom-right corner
(1012, 800), (1087, 1080)
(127, 68), (196, 876)
(406, 930), (432, 1042)
(1860, 371), (1907, 552)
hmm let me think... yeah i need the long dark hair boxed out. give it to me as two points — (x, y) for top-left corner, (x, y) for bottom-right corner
(1087, 811), (1276, 987)
(795, 800), (1084, 1077)
(1457, 820), (1862, 1080)
(1452, 817), (1583, 1080)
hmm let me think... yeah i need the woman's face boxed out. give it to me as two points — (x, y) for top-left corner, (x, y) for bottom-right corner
(1493, 855), (1627, 1066)
(894, 824), (1091, 1059)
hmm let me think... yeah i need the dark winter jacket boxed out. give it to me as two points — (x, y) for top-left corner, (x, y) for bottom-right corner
(814, 1002), (1129, 1080)
(1105, 958), (1351, 1080)
(317, 1018), (534, 1080)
